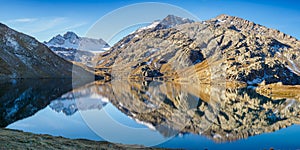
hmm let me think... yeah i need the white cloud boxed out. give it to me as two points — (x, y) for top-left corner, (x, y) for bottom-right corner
(8, 18), (38, 23)
(6, 17), (67, 33)
(60, 22), (87, 31)
(30, 17), (67, 33)
(4, 17), (89, 41)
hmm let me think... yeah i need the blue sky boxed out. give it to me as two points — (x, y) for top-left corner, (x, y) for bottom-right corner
(1, 0), (300, 43)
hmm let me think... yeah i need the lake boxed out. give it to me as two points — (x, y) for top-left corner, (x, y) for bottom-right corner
(1, 79), (300, 150)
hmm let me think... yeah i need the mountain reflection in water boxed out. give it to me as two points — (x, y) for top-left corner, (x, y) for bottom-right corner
(2, 79), (300, 148)
(0, 79), (73, 127)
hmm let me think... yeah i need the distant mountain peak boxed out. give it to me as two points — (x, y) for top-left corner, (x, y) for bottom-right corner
(64, 31), (78, 37)
(45, 31), (110, 51)
(44, 31), (110, 66)
(55, 34), (63, 38)
(63, 31), (79, 40)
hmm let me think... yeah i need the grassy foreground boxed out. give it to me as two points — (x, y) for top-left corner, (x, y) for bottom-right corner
(0, 128), (170, 150)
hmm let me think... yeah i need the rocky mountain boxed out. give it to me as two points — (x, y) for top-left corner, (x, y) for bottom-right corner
(0, 23), (95, 79)
(45, 32), (110, 66)
(94, 14), (300, 85)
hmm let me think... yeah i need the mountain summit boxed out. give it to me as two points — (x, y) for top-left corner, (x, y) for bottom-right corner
(45, 32), (110, 66)
(45, 31), (109, 51)
(157, 14), (194, 29)
(95, 14), (300, 85)
(136, 14), (194, 32)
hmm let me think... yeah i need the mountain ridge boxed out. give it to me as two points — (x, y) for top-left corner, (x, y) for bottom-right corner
(94, 14), (300, 86)
(212, 14), (298, 43)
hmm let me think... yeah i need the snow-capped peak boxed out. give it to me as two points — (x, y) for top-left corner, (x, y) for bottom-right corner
(63, 31), (79, 39)
(45, 31), (110, 52)
(63, 31), (79, 45)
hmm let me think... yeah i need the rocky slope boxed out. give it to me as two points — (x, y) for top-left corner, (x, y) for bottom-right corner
(45, 32), (110, 67)
(94, 14), (300, 85)
(0, 23), (95, 79)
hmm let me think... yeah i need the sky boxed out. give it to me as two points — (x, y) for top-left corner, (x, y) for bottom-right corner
(1, 0), (300, 43)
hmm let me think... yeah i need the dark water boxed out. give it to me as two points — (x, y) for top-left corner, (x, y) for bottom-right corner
(1, 79), (300, 149)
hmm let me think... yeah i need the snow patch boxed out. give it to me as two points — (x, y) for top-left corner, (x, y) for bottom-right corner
(213, 133), (222, 139)
(6, 35), (19, 49)
(134, 119), (156, 130)
(284, 99), (296, 110)
(277, 52), (300, 75)
(136, 21), (160, 32)
(97, 59), (104, 65)
(216, 19), (226, 23)
(150, 48), (160, 52)
(286, 57), (300, 75)
(102, 47), (110, 51)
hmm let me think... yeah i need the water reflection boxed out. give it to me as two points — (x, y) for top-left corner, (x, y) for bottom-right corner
(86, 80), (300, 142)
(49, 83), (108, 116)
(0, 79), (73, 127)
(2, 79), (300, 146)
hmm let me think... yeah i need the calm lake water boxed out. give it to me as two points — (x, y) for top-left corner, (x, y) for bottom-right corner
(1, 79), (300, 150)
